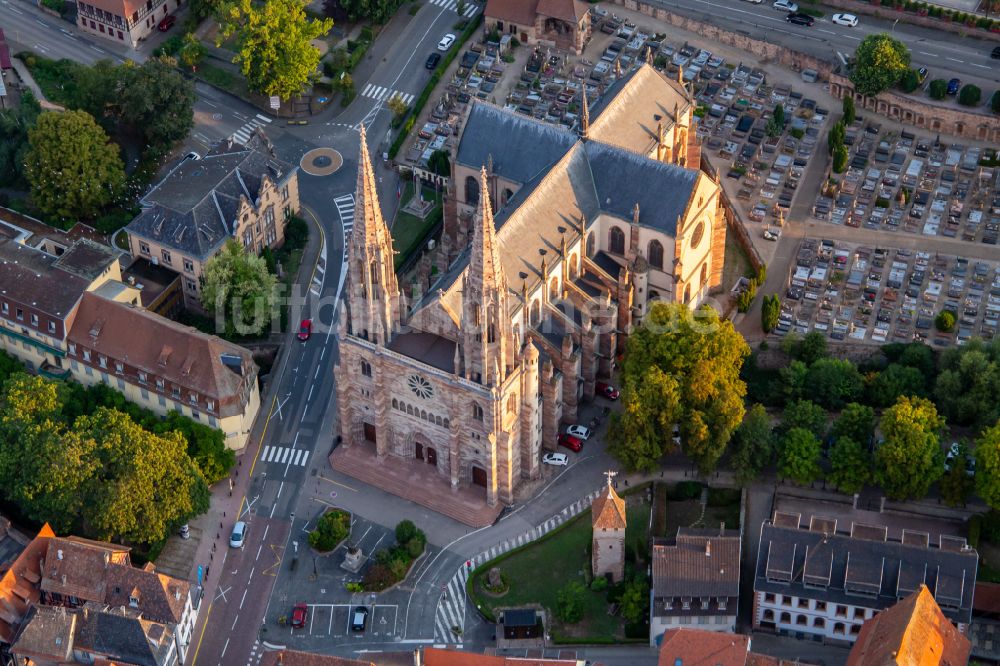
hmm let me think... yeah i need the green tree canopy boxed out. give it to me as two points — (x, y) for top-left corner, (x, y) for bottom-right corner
(865, 363), (927, 408)
(827, 436), (870, 494)
(940, 448), (972, 507)
(804, 358), (864, 409)
(609, 303), (749, 474)
(219, 0), (333, 100)
(761, 294), (780, 333)
(934, 339), (1000, 429)
(781, 399), (827, 439)
(179, 33), (208, 72)
(201, 239), (278, 338)
(115, 58), (196, 152)
(874, 396), (945, 499)
(778, 427), (822, 486)
(850, 33), (911, 97)
(730, 403), (774, 486)
(336, 0), (405, 23)
(976, 421), (1000, 510)
(842, 95), (856, 125)
(25, 110), (126, 221)
(0, 90), (41, 189)
(829, 402), (875, 446)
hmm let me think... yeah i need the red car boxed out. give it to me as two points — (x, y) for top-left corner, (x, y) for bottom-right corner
(157, 14), (175, 30)
(291, 603), (308, 628)
(297, 318), (312, 341)
(596, 381), (620, 400)
(558, 433), (583, 452)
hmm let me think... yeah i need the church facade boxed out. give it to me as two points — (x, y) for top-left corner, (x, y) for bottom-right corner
(332, 65), (727, 522)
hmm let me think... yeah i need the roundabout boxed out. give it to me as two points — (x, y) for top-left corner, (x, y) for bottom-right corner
(299, 148), (343, 176)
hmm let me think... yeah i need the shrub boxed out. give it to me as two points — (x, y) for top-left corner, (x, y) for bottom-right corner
(153, 35), (185, 57)
(590, 577), (608, 591)
(928, 79), (947, 100)
(993, 91), (1000, 114)
(362, 563), (396, 591)
(958, 84), (981, 107)
(406, 537), (424, 559)
(308, 509), (351, 552)
(900, 68), (920, 93)
(969, 514), (982, 548)
(842, 95), (856, 125)
(556, 581), (586, 622)
(935, 310), (955, 332)
(672, 480), (705, 500)
(40, 0), (65, 12)
(284, 216), (309, 249)
(832, 144), (848, 173)
(395, 519), (420, 544)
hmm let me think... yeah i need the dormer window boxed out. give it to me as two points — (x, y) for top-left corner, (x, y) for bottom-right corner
(1, 302), (7, 314)
(206, 400), (215, 412)
(98, 356), (107, 369)
(69, 343), (77, 356)
(189, 393), (198, 405)
(83, 350), (91, 362)
(172, 387), (181, 399)
(30, 314), (38, 327)
(156, 378), (165, 390)
(115, 362), (124, 374)
(48, 322), (56, 334)
(129, 595), (139, 608)
(138, 372), (147, 384)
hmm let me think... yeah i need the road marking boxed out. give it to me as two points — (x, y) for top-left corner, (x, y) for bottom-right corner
(945, 57), (963, 63)
(256, 544), (263, 561)
(34, 18), (45, 25)
(971, 63), (991, 69)
(8, 5), (22, 12)
(425, 0), (479, 16)
(215, 586), (231, 603)
(231, 615), (239, 630)
(919, 51), (938, 57)
(306, 384), (315, 404)
(203, 100), (218, 108)
(240, 588), (249, 609)
(230, 114), (272, 146)
(220, 638), (230, 658)
(318, 475), (357, 491)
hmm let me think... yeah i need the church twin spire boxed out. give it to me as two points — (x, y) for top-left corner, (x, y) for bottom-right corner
(344, 124), (400, 345)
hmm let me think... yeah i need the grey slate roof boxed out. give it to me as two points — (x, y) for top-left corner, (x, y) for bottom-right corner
(0, 237), (90, 319)
(754, 516), (978, 626)
(652, 528), (741, 599)
(127, 136), (295, 262)
(73, 605), (175, 666)
(455, 102), (578, 186)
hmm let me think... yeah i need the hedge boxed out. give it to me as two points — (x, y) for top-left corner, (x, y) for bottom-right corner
(388, 13), (483, 159)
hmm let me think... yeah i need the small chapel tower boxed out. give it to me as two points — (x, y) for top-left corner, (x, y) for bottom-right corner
(591, 471), (627, 583)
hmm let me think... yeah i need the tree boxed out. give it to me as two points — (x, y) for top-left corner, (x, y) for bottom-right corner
(218, 0), (333, 100)
(0, 90), (41, 188)
(730, 403), (774, 486)
(609, 303), (749, 474)
(792, 331), (828, 365)
(25, 110), (125, 221)
(766, 104), (785, 137)
(336, 72), (356, 105)
(779, 359), (808, 401)
(935, 310), (956, 332)
(829, 403), (875, 446)
(116, 58), (196, 151)
(778, 428), (822, 485)
(387, 93), (408, 121)
(929, 79), (948, 100)
(850, 33), (910, 97)
(555, 581), (586, 623)
(761, 294), (780, 333)
(832, 144), (849, 174)
(75, 407), (202, 544)
(842, 95), (856, 125)
(875, 396), (945, 499)
(934, 339), (1000, 429)
(958, 84), (982, 107)
(827, 437), (870, 493)
(178, 32), (208, 72)
(309, 510), (350, 551)
(865, 363), (926, 408)
(201, 240), (278, 338)
(976, 421), (1000, 510)
(619, 577), (649, 623)
(899, 68), (920, 93)
(827, 121), (845, 156)
(804, 358), (863, 409)
(427, 149), (450, 177)
(456, 0), (466, 17)
(781, 399), (827, 439)
(940, 450), (973, 507)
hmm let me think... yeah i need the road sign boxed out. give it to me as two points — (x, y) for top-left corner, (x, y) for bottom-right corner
(269, 96), (280, 110)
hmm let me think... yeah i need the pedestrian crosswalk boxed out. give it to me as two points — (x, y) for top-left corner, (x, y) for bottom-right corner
(359, 85), (415, 105)
(230, 113), (273, 145)
(334, 193), (355, 262)
(427, 0), (480, 17)
(261, 445), (310, 467)
(432, 485), (605, 645)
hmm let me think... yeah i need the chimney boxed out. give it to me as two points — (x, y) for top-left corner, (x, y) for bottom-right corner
(57, 549), (63, 560)
(705, 540), (711, 557)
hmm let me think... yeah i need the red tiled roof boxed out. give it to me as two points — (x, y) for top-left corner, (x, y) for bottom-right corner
(423, 647), (580, 665)
(0, 524), (54, 643)
(846, 585), (971, 666)
(657, 628), (749, 666)
(591, 485), (626, 530)
(974, 582), (1000, 614)
(259, 650), (375, 666)
(535, 0), (588, 22)
(484, 0), (539, 26)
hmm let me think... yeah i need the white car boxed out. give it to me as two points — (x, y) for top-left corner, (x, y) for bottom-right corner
(437, 33), (456, 51)
(542, 452), (569, 466)
(763, 228), (781, 241)
(184, 151), (201, 161)
(831, 12), (858, 26)
(773, 0), (799, 11)
(566, 425), (591, 440)
(230, 521), (247, 548)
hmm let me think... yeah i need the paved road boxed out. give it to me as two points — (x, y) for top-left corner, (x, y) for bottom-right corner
(644, 0), (1000, 85)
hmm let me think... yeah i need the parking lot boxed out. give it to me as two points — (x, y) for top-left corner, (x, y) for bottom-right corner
(775, 238), (1000, 345)
(285, 603), (400, 641)
(812, 121), (1000, 244)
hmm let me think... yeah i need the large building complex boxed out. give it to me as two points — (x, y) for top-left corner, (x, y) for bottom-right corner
(331, 64), (726, 525)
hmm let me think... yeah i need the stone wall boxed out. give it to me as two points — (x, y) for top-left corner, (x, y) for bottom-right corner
(612, 0), (834, 80)
(830, 74), (1000, 142)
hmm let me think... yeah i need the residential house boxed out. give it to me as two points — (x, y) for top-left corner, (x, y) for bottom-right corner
(125, 133), (300, 309)
(970, 582), (1000, 662)
(483, 0), (592, 54)
(753, 512), (978, 644)
(650, 527), (741, 644)
(260, 650), (378, 666)
(67, 291), (260, 450)
(76, 0), (179, 48)
(0, 525), (197, 664)
(657, 628), (806, 666)
(418, 647), (584, 665)
(845, 584), (971, 666)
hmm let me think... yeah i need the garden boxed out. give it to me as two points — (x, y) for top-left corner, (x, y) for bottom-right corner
(309, 509), (351, 552)
(468, 487), (653, 644)
(361, 520), (427, 591)
(392, 181), (444, 271)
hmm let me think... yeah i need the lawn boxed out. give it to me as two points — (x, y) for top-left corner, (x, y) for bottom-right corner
(470, 494), (651, 643)
(391, 182), (442, 270)
(722, 230), (753, 292)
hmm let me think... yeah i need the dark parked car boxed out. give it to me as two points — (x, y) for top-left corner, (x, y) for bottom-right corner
(351, 606), (369, 632)
(785, 12), (814, 25)
(157, 14), (176, 30)
(947, 78), (961, 95)
(992, 46), (1000, 59)
(425, 53), (441, 69)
